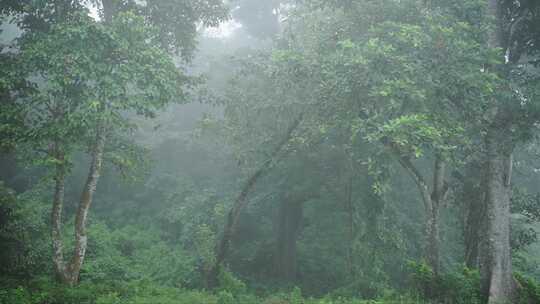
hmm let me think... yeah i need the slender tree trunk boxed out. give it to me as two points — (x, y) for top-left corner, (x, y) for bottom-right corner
(397, 153), (446, 275)
(66, 122), (107, 285)
(427, 155), (446, 275)
(345, 170), (355, 278)
(51, 146), (69, 283)
(50, 122), (107, 285)
(462, 163), (487, 269)
(206, 115), (303, 288)
(274, 196), (304, 282)
(425, 200), (440, 275)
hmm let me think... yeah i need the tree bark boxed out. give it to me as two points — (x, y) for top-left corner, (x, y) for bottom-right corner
(478, 1), (516, 302)
(345, 169), (355, 278)
(274, 195), (304, 282)
(427, 155), (446, 275)
(51, 145), (69, 283)
(49, 121), (107, 285)
(462, 163), (487, 269)
(101, 0), (117, 23)
(480, 127), (515, 304)
(206, 114), (303, 288)
(397, 153), (447, 274)
(66, 122), (107, 285)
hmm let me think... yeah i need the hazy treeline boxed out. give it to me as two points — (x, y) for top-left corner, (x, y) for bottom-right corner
(1, 1), (540, 304)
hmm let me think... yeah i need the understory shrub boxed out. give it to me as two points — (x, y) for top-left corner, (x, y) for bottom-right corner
(408, 261), (481, 304)
(516, 273), (540, 304)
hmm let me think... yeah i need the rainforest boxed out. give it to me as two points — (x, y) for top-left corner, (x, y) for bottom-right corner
(1, 1), (540, 304)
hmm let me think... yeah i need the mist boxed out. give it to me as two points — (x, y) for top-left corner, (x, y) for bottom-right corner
(1, 1), (540, 304)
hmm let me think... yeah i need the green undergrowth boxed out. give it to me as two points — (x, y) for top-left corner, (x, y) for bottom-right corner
(1, 267), (539, 304)
(408, 261), (540, 304)
(0, 278), (424, 304)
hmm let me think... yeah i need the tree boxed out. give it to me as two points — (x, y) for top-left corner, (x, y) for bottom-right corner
(206, 114), (304, 288)
(476, 1), (540, 302)
(279, 0), (485, 275)
(2, 0), (228, 284)
(272, 155), (322, 283)
(203, 48), (316, 287)
(20, 11), (185, 285)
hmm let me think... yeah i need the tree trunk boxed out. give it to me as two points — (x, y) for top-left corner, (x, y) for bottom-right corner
(101, 0), (117, 23)
(397, 153), (446, 275)
(51, 146), (69, 283)
(345, 170), (355, 278)
(426, 155), (446, 275)
(50, 123), (107, 285)
(462, 163), (487, 269)
(479, 1), (516, 302)
(480, 127), (515, 304)
(206, 115), (303, 288)
(66, 122), (107, 285)
(425, 200), (440, 275)
(274, 196), (304, 282)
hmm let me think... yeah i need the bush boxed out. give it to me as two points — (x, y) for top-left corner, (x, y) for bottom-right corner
(1, 273), (537, 304)
(329, 277), (389, 299)
(81, 223), (199, 288)
(0, 280), (122, 304)
(217, 269), (247, 296)
(408, 261), (481, 304)
(0, 286), (34, 304)
(516, 273), (540, 304)
(0, 184), (52, 280)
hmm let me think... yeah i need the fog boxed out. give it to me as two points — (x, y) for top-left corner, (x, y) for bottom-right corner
(1, 1), (540, 304)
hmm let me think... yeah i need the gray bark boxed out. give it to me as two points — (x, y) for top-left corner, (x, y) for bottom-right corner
(51, 146), (69, 283)
(274, 195), (304, 282)
(101, 0), (117, 23)
(478, 1), (516, 302)
(66, 122), (107, 284)
(207, 114), (303, 288)
(426, 156), (445, 275)
(345, 169), (354, 277)
(50, 122), (107, 285)
(462, 164), (487, 269)
(397, 152), (447, 274)
(480, 127), (515, 304)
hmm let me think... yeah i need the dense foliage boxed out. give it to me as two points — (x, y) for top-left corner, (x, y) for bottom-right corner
(1, 0), (540, 303)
